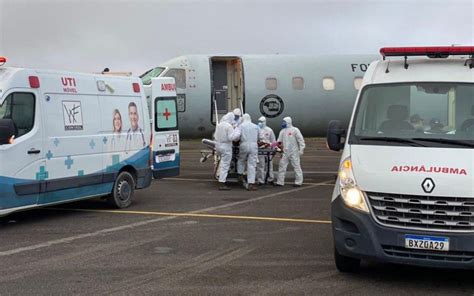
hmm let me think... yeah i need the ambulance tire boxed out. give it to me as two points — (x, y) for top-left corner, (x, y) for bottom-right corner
(334, 248), (360, 273)
(108, 171), (135, 208)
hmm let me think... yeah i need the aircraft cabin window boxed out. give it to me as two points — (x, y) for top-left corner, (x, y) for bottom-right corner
(164, 68), (186, 89)
(266, 77), (277, 91)
(292, 77), (304, 90)
(354, 77), (363, 90)
(322, 77), (336, 91)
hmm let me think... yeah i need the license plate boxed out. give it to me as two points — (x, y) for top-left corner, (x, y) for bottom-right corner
(156, 154), (175, 163)
(405, 234), (449, 251)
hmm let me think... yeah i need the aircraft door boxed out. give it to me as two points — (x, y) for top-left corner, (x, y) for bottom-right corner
(211, 57), (244, 124)
(212, 61), (228, 114)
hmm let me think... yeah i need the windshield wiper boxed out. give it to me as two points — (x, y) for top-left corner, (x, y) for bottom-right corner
(358, 137), (426, 147)
(412, 138), (474, 148)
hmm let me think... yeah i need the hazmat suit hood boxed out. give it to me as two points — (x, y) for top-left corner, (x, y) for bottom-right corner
(258, 116), (267, 128)
(233, 108), (242, 116)
(283, 116), (293, 128)
(222, 112), (234, 124)
(243, 113), (251, 123)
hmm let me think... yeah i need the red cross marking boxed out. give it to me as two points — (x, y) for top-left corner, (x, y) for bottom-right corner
(163, 108), (171, 120)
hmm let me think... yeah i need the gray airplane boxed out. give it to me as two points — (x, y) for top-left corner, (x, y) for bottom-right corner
(141, 54), (377, 138)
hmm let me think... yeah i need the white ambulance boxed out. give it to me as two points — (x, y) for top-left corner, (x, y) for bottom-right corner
(327, 46), (474, 271)
(0, 58), (178, 216)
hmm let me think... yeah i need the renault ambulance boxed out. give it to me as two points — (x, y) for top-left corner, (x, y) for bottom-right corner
(0, 57), (179, 216)
(327, 46), (474, 271)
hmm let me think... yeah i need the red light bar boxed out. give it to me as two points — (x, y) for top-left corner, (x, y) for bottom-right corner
(380, 46), (474, 57)
(0, 57), (6, 64)
(29, 76), (40, 88)
(132, 82), (140, 93)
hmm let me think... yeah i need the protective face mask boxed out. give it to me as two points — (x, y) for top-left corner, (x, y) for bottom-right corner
(258, 122), (264, 128)
(234, 115), (240, 121)
(281, 122), (287, 128)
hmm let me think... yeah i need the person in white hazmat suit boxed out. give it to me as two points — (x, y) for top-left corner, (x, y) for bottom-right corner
(256, 116), (276, 184)
(237, 114), (259, 191)
(276, 117), (306, 187)
(215, 112), (241, 190)
(232, 108), (242, 128)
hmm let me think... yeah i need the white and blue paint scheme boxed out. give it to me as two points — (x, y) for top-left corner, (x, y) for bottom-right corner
(0, 64), (153, 216)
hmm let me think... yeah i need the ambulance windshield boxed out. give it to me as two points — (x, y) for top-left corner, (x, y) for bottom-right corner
(351, 82), (474, 147)
(140, 67), (166, 86)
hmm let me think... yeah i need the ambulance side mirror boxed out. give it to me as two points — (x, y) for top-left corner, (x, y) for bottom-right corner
(327, 120), (346, 151)
(0, 119), (17, 145)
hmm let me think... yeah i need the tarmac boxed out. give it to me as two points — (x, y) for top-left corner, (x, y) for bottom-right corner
(1, 139), (474, 295)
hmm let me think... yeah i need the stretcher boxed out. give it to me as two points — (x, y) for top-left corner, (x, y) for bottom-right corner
(200, 139), (279, 184)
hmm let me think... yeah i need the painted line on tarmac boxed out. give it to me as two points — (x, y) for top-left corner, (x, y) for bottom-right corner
(44, 208), (332, 225)
(0, 181), (329, 257)
(163, 177), (335, 186)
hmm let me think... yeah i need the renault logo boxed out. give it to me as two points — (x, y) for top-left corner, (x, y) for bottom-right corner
(422, 178), (435, 194)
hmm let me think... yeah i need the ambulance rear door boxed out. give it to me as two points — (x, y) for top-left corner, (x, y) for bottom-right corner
(151, 77), (180, 178)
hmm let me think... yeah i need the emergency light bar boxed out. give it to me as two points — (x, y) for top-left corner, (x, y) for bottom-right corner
(380, 46), (474, 58)
(0, 57), (6, 66)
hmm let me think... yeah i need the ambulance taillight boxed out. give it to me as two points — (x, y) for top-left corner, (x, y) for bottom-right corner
(29, 76), (40, 88)
(133, 83), (140, 93)
(149, 133), (154, 167)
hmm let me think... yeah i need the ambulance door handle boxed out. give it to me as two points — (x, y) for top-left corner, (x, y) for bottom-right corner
(28, 149), (41, 155)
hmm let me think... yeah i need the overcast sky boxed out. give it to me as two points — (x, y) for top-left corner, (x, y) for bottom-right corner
(0, 0), (473, 75)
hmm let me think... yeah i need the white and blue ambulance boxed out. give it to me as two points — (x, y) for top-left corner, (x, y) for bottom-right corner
(327, 46), (474, 271)
(0, 58), (178, 216)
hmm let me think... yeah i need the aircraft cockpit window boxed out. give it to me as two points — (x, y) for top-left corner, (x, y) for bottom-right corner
(354, 77), (363, 90)
(164, 68), (186, 89)
(140, 67), (166, 86)
(292, 77), (304, 90)
(322, 77), (336, 91)
(266, 77), (277, 90)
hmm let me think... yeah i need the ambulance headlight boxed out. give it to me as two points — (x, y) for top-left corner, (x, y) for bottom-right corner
(338, 157), (369, 213)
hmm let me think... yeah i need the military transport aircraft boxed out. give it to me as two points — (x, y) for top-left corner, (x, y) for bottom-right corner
(141, 54), (377, 138)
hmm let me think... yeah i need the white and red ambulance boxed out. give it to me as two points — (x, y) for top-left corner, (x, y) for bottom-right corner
(327, 46), (474, 271)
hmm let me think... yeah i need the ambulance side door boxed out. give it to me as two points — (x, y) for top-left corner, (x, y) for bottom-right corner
(1, 90), (44, 208)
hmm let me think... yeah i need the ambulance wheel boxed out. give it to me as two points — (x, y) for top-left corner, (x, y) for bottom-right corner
(334, 248), (360, 273)
(108, 171), (135, 208)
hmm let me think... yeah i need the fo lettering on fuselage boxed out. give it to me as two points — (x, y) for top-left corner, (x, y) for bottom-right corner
(351, 63), (370, 72)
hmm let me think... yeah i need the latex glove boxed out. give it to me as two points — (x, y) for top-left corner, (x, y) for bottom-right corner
(299, 149), (304, 156)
